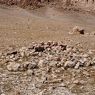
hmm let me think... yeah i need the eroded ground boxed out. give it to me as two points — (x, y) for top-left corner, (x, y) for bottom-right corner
(0, 4), (95, 95)
(0, 5), (95, 49)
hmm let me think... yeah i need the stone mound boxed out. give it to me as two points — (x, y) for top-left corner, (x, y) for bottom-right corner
(0, 41), (94, 72)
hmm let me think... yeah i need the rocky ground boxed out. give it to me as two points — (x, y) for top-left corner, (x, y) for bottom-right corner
(0, 2), (95, 95)
(0, 41), (95, 95)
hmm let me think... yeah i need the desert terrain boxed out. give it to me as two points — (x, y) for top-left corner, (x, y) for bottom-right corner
(0, 0), (95, 95)
(0, 4), (95, 49)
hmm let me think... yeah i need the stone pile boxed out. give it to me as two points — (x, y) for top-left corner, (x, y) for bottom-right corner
(69, 26), (85, 35)
(0, 41), (95, 72)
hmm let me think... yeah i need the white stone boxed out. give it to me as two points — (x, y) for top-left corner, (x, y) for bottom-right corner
(73, 80), (79, 84)
(26, 69), (33, 75)
(74, 62), (80, 69)
(38, 59), (44, 67)
(64, 61), (75, 68)
(1, 94), (5, 95)
(7, 62), (20, 71)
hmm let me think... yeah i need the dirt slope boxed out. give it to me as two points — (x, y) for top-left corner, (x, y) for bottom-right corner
(0, 4), (95, 50)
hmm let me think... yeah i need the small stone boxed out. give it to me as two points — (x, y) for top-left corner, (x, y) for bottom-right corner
(52, 41), (58, 46)
(86, 61), (91, 66)
(73, 80), (79, 84)
(26, 69), (33, 76)
(19, 62), (30, 71)
(59, 83), (66, 87)
(38, 59), (44, 67)
(49, 61), (57, 67)
(1, 93), (5, 95)
(7, 50), (17, 55)
(38, 52), (42, 57)
(79, 58), (87, 65)
(7, 62), (20, 71)
(82, 54), (89, 58)
(9, 54), (15, 59)
(54, 56), (61, 61)
(64, 61), (76, 68)
(74, 62), (80, 69)
(11, 63), (20, 71)
(83, 71), (90, 76)
(80, 80), (86, 84)
(66, 46), (73, 52)
(28, 62), (38, 69)
(47, 41), (53, 46)
(72, 26), (85, 35)
(56, 62), (63, 67)
(35, 46), (45, 52)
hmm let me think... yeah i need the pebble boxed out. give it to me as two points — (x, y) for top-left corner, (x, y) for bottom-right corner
(83, 71), (90, 76)
(82, 54), (89, 58)
(1, 94), (5, 95)
(73, 80), (79, 84)
(74, 62), (80, 69)
(38, 59), (44, 67)
(35, 46), (45, 52)
(28, 62), (38, 69)
(26, 69), (34, 76)
(64, 61), (76, 68)
(59, 83), (66, 87)
(7, 62), (20, 71)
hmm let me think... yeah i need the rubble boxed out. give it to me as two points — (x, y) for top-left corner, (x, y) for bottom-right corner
(0, 41), (93, 71)
(0, 41), (95, 95)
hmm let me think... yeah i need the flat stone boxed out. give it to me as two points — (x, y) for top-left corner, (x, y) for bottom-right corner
(7, 62), (20, 71)
(64, 61), (76, 68)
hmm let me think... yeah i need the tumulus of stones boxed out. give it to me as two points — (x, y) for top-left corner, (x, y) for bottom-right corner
(0, 41), (94, 71)
(0, 41), (95, 95)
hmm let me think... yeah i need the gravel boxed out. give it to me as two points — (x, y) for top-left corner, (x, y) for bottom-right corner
(0, 41), (95, 95)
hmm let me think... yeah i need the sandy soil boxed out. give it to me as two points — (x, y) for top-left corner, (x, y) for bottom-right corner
(0, 4), (95, 50)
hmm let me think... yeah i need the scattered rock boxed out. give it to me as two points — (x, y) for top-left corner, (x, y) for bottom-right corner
(0, 41), (94, 72)
(1, 41), (95, 95)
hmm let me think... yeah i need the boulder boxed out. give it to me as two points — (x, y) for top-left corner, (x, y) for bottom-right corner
(69, 26), (85, 35)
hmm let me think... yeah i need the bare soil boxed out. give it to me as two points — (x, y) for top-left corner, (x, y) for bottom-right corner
(0, 4), (95, 50)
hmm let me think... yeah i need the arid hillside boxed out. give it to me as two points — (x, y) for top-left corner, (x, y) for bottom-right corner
(0, 1), (95, 95)
(0, 0), (95, 11)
